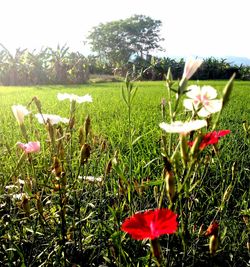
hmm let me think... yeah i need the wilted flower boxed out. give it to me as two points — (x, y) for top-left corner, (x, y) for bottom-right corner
(121, 208), (178, 240)
(159, 120), (207, 134)
(183, 85), (222, 117)
(35, 114), (69, 125)
(17, 141), (40, 154)
(57, 93), (93, 103)
(188, 130), (230, 150)
(11, 105), (30, 125)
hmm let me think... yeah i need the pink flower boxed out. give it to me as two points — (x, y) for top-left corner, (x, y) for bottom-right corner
(17, 141), (40, 154)
(182, 58), (203, 80)
(183, 85), (222, 117)
(188, 130), (230, 150)
(121, 208), (178, 240)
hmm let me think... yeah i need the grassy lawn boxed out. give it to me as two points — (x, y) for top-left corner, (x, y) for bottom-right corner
(0, 80), (249, 266)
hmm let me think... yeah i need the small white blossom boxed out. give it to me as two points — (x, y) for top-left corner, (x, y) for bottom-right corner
(35, 114), (69, 125)
(78, 175), (103, 183)
(159, 120), (207, 134)
(57, 93), (92, 103)
(12, 193), (28, 200)
(11, 105), (30, 125)
(18, 179), (25, 185)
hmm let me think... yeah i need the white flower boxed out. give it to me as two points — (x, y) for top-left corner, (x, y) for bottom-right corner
(182, 58), (203, 80)
(78, 175), (103, 183)
(5, 185), (18, 190)
(18, 179), (25, 185)
(57, 93), (92, 103)
(35, 114), (69, 125)
(11, 105), (30, 125)
(159, 120), (207, 134)
(12, 193), (28, 200)
(183, 85), (223, 117)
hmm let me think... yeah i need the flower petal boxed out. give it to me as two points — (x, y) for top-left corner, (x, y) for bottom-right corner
(183, 99), (199, 111)
(17, 141), (40, 154)
(76, 94), (93, 103)
(217, 130), (231, 137)
(201, 86), (217, 100)
(186, 85), (201, 99)
(57, 93), (92, 103)
(182, 58), (203, 80)
(35, 114), (69, 125)
(11, 105), (30, 124)
(205, 221), (219, 236)
(160, 120), (207, 134)
(121, 209), (178, 240)
(57, 93), (71, 101)
(198, 100), (222, 117)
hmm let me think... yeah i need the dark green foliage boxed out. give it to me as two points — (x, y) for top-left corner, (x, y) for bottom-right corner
(87, 15), (164, 68)
(0, 44), (90, 86)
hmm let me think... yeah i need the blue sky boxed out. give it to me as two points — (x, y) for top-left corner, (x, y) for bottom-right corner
(0, 0), (249, 58)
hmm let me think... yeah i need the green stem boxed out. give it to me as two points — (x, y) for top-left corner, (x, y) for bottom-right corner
(151, 238), (162, 266)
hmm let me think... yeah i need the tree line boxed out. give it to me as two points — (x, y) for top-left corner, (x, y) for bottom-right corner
(1, 14), (250, 85)
(0, 45), (249, 86)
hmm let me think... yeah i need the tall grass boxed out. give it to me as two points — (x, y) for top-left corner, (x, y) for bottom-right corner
(0, 80), (249, 266)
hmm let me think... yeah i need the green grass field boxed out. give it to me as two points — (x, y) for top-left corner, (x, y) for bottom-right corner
(0, 80), (249, 266)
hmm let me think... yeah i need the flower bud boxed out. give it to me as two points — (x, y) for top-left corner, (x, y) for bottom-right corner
(46, 119), (55, 146)
(222, 73), (235, 107)
(105, 159), (112, 176)
(36, 193), (43, 215)
(52, 156), (62, 177)
(69, 116), (75, 129)
(80, 143), (91, 165)
(165, 170), (175, 203)
(180, 134), (188, 166)
(79, 126), (84, 146)
(179, 58), (202, 94)
(33, 96), (42, 114)
(84, 115), (91, 141)
(153, 185), (158, 200)
(21, 195), (30, 216)
(209, 234), (218, 255)
(165, 67), (174, 87)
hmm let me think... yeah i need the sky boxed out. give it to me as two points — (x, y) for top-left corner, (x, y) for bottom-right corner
(0, 0), (249, 58)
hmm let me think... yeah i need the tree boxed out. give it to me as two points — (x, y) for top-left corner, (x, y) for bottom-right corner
(87, 15), (164, 68)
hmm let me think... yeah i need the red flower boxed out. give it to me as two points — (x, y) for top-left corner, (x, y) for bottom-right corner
(121, 208), (178, 240)
(188, 130), (230, 150)
(205, 221), (219, 237)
